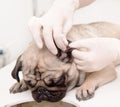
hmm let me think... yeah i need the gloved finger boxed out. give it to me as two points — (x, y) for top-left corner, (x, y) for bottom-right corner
(69, 39), (92, 49)
(53, 26), (67, 51)
(76, 64), (85, 71)
(61, 34), (68, 46)
(76, 64), (90, 72)
(28, 20), (43, 48)
(72, 49), (88, 60)
(33, 27), (43, 49)
(43, 26), (57, 55)
(62, 18), (72, 45)
(74, 58), (85, 66)
(63, 18), (72, 35)
(77, 64), (95, 72)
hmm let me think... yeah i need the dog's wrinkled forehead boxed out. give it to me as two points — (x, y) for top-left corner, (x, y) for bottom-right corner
(23, 69), (66, 89)
(38, 48), (68, 68)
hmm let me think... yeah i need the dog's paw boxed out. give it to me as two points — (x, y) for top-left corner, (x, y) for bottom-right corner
(76, 82), (97, 101)
(10, 81), (28, 93)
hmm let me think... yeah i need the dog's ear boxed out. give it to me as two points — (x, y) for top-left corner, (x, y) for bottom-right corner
(11, 55), (22, 82)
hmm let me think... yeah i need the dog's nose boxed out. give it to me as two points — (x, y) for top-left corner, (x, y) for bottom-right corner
(37, 87), (47, 94)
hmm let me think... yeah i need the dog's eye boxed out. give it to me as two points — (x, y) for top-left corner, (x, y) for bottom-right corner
(45, 76), (66, 87)
(44, 79), (55, 87)
(55, 76), (66, 87)
(25, 80), (36, 88)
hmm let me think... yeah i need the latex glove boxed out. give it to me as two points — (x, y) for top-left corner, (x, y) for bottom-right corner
(28, 0), (80, 55)
(69, 38), (120, 72)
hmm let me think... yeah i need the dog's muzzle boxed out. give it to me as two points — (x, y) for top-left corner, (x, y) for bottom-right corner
(32, 86), (67, 102)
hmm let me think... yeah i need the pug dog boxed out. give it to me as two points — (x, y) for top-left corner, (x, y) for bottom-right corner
(10, 22), (120, 102)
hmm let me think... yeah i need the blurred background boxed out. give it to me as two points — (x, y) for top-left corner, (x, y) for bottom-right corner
(0, 0), (120, 67)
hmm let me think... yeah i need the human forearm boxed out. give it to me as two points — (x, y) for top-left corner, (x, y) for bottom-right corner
(51, 0), (80, 11)
(50, 0), (95, 13)
(79, 0), (95, 8)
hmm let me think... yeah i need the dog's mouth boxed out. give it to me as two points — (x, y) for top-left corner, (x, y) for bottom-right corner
(32, 86), (67, 102)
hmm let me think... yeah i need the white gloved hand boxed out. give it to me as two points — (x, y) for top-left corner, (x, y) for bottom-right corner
(69, 38), (120, 72)
(28, 0), (80, 55)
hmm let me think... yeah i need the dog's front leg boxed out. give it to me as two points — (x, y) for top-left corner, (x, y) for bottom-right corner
(10, 80), (28, 93)
(76, 64), (117, 101)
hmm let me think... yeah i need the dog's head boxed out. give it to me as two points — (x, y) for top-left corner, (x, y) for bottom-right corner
(11, 43), (79, 102)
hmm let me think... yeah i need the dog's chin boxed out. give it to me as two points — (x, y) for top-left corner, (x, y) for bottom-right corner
(32, 86), (67, 102)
